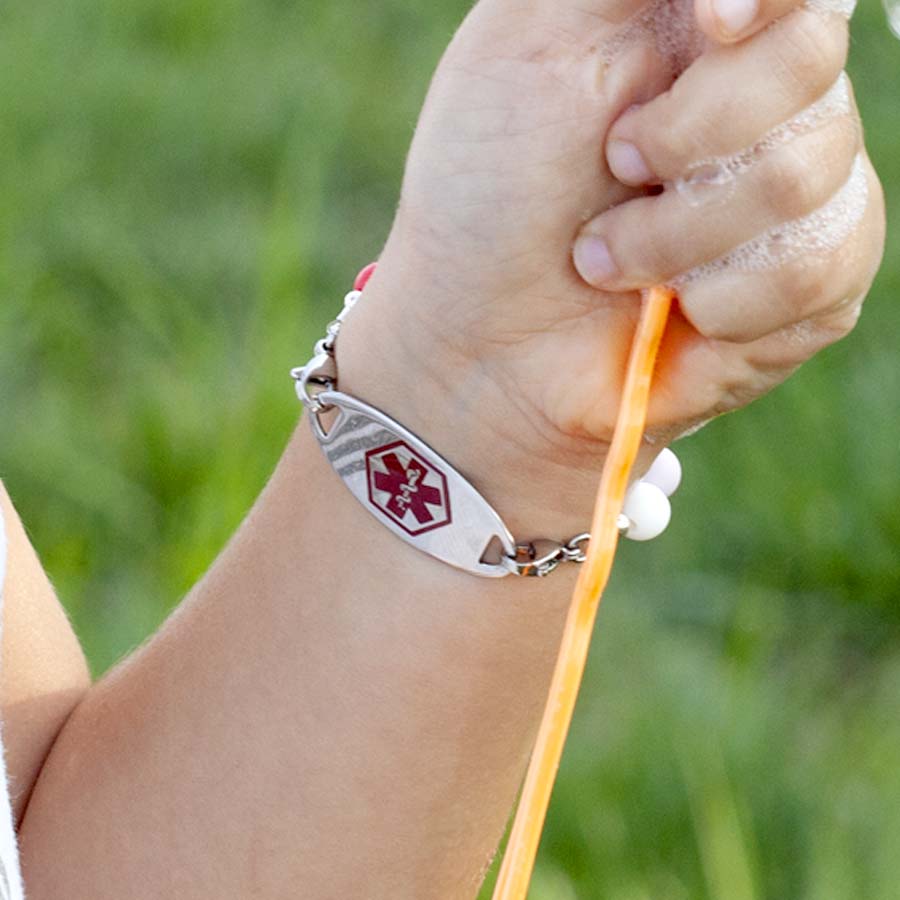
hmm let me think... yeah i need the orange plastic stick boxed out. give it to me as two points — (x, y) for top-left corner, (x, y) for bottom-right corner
(492, 285), (675, 900)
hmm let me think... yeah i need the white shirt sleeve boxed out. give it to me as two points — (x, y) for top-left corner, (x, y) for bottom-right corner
(0, 512), (26, 899)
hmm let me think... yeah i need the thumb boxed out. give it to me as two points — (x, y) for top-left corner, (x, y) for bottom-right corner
(694, 0), (854, 44)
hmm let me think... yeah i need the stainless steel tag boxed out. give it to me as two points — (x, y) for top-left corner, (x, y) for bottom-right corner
(309, 391), (516, 577)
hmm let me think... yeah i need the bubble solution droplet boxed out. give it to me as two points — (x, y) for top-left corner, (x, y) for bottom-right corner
(765, 230), (793, 263)
(885, 0), (900, 38)
(674, 162), (735, 208)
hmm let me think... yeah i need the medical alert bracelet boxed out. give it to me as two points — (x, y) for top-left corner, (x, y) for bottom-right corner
(291, 264), (680, 578)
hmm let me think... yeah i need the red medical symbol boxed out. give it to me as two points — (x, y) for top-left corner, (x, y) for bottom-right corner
(365, 440), (452, 536)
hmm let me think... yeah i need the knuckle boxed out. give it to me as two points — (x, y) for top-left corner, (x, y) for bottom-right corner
(779, 260), (831, 313)
(758, 115), (859, 222)
(635, 96), (705, 177)
(760, 148), (823, 219)
(770, 11), (848, 100)
(826, 297), (866, 337)
(783, 306), (860, 355)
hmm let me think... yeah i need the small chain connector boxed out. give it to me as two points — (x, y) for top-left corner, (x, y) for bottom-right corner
(291, 351), (336, 414)
(504, 517), (630, 577)
(561, 533), (591, 564)
(291, 290), (363, 414)
(508, 540), (567, 578)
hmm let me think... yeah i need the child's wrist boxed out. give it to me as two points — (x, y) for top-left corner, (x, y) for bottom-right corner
(334, 267), (615, 539)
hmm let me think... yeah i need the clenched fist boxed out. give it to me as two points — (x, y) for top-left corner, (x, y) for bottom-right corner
(338, 0), (884, 536)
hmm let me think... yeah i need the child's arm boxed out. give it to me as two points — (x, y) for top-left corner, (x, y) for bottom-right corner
(13, 0), (883, 896)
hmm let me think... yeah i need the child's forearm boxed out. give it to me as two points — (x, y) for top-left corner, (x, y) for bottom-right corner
(17, 419), (582, 899)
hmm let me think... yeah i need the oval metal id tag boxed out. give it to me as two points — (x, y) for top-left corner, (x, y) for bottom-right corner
(309, 391), (516, 577)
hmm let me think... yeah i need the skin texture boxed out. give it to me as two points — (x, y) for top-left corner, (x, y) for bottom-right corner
(5, 0), (885, 896)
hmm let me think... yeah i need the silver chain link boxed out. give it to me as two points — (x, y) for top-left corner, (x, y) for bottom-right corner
(291, 288), (632, 577)
(504, 525), (628, 578)
(290, 290), (361, 414)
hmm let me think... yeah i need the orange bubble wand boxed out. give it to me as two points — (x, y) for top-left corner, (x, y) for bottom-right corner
(492, 285), (675, 900)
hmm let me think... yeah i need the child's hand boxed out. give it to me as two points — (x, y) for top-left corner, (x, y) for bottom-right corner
(338, 0), (884, 533)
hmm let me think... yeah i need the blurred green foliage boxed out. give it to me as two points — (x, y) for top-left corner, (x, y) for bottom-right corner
(0, 0), (897, 896)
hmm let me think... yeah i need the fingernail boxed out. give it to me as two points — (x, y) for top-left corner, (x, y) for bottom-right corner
(573, 236), (618, 286)
(606, 140), (653, 185)
(712, 0), (759, 35)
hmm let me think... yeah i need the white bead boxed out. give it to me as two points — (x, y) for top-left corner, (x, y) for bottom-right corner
(642, 448), (682, 497)
(622, 482), (672, 542)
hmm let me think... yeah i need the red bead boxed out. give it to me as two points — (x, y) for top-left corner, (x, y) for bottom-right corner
(353, 262), (378, 292)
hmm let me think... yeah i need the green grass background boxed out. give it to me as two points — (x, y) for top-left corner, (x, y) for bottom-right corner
(0, 0), (897, 897)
